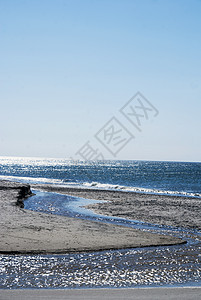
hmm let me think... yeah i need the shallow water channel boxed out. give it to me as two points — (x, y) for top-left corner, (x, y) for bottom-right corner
(0, 190), (201, 289)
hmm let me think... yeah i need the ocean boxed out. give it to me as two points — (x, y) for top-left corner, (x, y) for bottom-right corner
(0, 157), (201, 198)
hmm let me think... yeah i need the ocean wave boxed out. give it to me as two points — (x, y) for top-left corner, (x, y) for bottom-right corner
(0, 175), (64, 185)
(81, 181), (201, 198)
(1, 175), (201, 199)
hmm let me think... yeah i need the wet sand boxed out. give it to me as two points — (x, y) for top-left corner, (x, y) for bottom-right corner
(0, 181), (185, 254)
(0, 287), (201, 300)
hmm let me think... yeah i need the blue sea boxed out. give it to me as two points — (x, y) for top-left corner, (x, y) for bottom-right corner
(0, 156), (201, 289)
(0, 157), (201, 198)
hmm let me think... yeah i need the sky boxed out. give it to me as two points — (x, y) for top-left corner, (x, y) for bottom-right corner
(0, 0), (201, 162)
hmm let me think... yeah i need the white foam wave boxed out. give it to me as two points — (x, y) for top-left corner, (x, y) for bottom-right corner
(0, 175), (200, 198)
(81, 181), (201, 198)
(0, 175), (64, 185)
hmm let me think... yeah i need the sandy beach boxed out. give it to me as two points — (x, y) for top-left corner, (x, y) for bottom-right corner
(0, 181), (185, 254)
(0, 181), (201, 299)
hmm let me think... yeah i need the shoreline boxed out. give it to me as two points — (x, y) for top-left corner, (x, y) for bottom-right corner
(0, 181), (186, 254)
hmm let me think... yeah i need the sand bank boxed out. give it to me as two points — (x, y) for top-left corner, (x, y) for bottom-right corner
(34, 185), (201, 231)
(0, 181), (185, 254)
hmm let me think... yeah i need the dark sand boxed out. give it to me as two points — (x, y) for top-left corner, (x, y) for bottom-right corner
(0, 181), (185, 254)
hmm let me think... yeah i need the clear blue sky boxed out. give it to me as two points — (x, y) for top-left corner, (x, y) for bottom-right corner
(0, 0), (201, 161)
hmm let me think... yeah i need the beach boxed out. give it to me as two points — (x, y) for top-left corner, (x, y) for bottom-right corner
(0, 180), (201, 298)
(0, 181), (185, 254)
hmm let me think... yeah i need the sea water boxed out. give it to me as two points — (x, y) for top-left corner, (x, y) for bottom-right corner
(0, 157), (201, 197)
